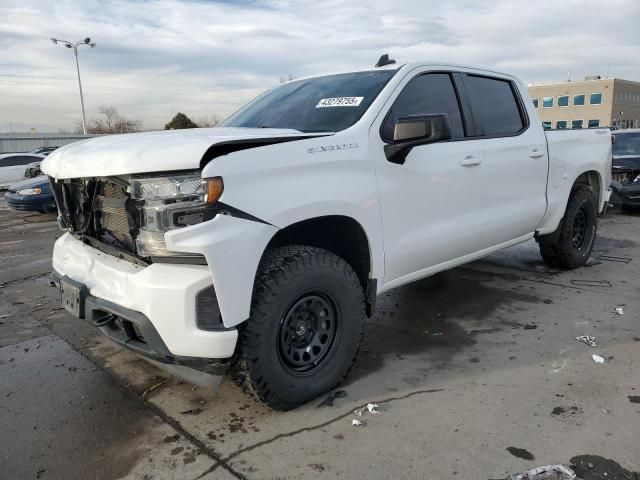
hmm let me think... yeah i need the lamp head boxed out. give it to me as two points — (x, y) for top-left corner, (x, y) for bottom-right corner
(84, 37), (91, 44)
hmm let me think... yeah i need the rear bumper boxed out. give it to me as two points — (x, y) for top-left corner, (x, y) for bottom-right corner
(52, 232), (238, 359)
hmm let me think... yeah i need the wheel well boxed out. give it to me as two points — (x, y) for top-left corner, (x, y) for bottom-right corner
(265, 216), (372, 292)
(574, 171), (602, 204)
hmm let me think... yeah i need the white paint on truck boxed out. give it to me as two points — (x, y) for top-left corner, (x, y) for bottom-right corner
(42, 62), (612, 407)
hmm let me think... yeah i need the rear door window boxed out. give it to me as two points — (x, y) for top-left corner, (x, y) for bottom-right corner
(381, 73), (465, 142)
(462, 75), (526, 137)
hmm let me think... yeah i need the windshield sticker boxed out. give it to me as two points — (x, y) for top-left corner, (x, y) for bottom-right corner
(316, 97), (364, 108)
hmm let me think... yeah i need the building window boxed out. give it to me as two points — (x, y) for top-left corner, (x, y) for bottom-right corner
(588, 119), (600, 128)
(573, 94), (585, 106)
(572, 120), (584, 129)
(542, 96), (553, 108)
(542, 121), (552, 130)
(590, 93), (603, 105)
(556, 120), (567, 129)
(558, 95), (569, 107)
(531, 98), (539, 108)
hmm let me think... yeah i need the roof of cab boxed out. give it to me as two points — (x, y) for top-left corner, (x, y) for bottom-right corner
(285, 61), (520, 85)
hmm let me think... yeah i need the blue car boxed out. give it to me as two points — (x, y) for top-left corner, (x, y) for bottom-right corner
(5, 175), (57, 213)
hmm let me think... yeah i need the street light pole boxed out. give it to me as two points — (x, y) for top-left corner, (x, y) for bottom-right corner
(51, 37), (96, 135)
(73, 44), (88, 135)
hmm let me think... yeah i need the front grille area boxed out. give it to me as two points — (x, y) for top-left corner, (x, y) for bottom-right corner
(50, 177), (140, 257)
(96, 182), (135, 251)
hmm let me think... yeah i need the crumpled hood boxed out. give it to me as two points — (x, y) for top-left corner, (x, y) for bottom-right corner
(41, 127), (319, 179)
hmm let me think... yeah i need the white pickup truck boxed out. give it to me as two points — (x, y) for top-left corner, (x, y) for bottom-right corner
(43, 60), (612, 410)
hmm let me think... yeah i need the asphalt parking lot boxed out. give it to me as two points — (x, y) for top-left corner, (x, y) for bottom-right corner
(1, 197), (639, 480)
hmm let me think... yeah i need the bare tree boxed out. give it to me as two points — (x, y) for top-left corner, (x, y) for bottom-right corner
(78, 106), (142, 134)
(194, 114), (223, 128)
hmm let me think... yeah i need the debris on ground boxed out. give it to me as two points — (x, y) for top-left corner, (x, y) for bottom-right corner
(524, 323), (538, 330)
(511, 464), (576, 480)
(179, 408), (203, 415)
(592, 354), (605, 364)
(142, 379), (169, 399)
(353, 402), (382, 417)
(317, 389), (347, 407)
(366, 403), (381, 414)
(575, 335), (597, 347)
(614, 306), (624, 315)
(352, 419), (363, 426)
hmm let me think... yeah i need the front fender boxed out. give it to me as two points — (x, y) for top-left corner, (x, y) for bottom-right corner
(201, 132), (385, 283)
(165, 215), (278, 328)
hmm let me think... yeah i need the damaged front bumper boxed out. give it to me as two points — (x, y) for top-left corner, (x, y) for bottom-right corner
(51, 232), (238, 388)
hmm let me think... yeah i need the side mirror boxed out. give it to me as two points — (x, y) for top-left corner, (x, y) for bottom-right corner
(384, 113), (452, 164)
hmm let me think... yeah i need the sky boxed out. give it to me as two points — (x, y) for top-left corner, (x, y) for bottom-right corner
(1, 0), (639, 132)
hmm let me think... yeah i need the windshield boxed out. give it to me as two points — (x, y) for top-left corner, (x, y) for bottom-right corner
(222, 70), (398, 133)
(613, 132), (640, 156)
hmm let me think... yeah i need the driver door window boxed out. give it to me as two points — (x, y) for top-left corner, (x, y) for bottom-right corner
(381, 73), (465, 142)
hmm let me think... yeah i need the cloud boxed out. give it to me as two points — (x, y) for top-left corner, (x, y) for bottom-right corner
(0, 0), (639, 131)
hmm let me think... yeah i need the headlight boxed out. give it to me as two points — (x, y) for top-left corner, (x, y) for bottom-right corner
(17, 187), (42, 195)
(634, 174), (640, 184)
(130, 174), (223, 257)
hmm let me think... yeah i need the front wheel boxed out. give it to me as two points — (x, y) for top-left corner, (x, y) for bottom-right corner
(537, 186), (598, 269)
(231, 245), (365, 410)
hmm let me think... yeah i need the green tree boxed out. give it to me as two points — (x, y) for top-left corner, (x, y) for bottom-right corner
(164, 112), (198, 130)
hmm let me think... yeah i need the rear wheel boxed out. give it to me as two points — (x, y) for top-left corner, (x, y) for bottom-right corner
(538, 186), (598, 269)
(231, 245), (365, 410)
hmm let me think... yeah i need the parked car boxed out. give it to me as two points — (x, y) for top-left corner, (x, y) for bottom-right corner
(610, 129), (640, 207)
(4, 175), (56, 213)
(42, 60), (612, 410)
(30, 146), (59, 156)
(0, 153), (45, 189)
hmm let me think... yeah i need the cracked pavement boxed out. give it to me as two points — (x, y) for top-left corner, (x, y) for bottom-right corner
(1, 197), (639, 479)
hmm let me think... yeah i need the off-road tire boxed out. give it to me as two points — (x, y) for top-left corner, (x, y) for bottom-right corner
(230, 245), (365, 410)
(538, 186), (598, 269)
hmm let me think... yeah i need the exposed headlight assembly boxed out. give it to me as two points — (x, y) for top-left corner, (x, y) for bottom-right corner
(130, 173), (223, 258)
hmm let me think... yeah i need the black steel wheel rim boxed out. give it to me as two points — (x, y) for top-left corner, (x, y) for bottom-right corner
(572, 207), (587, 250)
(277, 292), (339, 375)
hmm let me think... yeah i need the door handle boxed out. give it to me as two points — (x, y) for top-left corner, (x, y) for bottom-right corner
(460, 155), (481, 167)
(529, 149), (545, 159)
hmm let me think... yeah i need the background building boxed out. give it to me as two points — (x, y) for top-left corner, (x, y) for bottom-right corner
(528, 77), (640, 130)
(0, 133), (99, 154)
